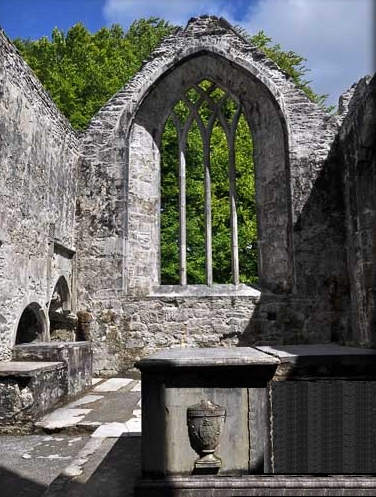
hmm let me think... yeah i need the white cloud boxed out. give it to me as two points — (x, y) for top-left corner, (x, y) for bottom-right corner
(103, 0), (375, 108)
(240, 0), (375, 107)
(103, 0), (233, 29)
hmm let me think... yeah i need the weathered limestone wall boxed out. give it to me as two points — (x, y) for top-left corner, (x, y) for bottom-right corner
(0, 30), (79, 358)
(339, 75), (376, 346)
(83, 291), (337, 376)
(76, 17), (351, 374)
(0, 17), (372, 377)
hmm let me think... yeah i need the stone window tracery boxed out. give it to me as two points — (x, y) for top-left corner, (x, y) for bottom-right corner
(161, 79), (256, 286)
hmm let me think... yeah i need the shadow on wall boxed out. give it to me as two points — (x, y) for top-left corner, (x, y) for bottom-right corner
(291, 134), (351, 344)
(339, 75), (376, 348)
(238, 131), (352, 349)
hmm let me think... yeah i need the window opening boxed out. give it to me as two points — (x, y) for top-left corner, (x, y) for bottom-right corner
(186, 121), (205, 283)
(161, 79), (257, 286)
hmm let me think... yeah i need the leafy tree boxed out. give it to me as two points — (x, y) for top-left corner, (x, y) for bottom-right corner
(238, 28), (335, 113)
(14, 18), (174, 129)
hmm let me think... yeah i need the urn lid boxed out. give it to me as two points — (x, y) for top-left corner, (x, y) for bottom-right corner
(187, 399), (226, 417)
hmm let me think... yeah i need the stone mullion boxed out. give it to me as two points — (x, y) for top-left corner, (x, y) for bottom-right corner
(194, 112), (213, 285)
(203, 138), (213, 285)
(180, 97), (206, 285)
(179, 145), (187, 285)
(228, 141), (239, 286)
(228, 108), (241, 285)
(171, 111), (188, 286)
(204, 106), (221, 285)
(216, 102), (241, 285)
(186, 93), (218, 286)
(181, 88), (242, 286)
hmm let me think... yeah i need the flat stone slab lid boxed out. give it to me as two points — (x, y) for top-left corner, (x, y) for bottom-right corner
(136, 347), (279, 371)
(13, 341), (90, 349)
(0, 361), (65, 376)
(256, 344), (376, 365)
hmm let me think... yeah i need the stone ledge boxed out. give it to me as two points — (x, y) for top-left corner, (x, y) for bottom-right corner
(257, 344), (376, 361)
(0, 361), (67, 427)
(136, 476), (376, 496)
(12, 342), (92, 397)
(148, 284), (261, 298)
(136, 347), (280, 370)
(0, 361), (65, 376)
(256, 344), (376, 379)
(13, 341), (90, 351)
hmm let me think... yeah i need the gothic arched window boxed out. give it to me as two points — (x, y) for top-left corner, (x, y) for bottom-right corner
(161, 79), (258, 286)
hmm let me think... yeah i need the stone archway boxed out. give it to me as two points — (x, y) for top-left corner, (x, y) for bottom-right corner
(76, 16), (344, 372)
(126, 50), (292, 295)
(15, 303), (47, 345)
(49, 276), (77, 341)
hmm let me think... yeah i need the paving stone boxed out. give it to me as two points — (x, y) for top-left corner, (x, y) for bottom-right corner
(68, 395), (104, 408)
(91, 379), (103, 386)
(130, 382), (141, 392)
(35, 408), (92, 430)
(93, 378), (133, 392)
(91, 422), (129, 438)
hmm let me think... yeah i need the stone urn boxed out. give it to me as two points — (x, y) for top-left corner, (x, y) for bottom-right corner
(187, 399), (226, 473)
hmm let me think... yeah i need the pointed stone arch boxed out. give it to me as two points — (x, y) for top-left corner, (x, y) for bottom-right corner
(49, 275), (71, 313)
(125, 49), (292, 295)
(49, 276), (77, 341)
(15, 302), (48, 345)
(77, 16), (342, 372)
(79, 16), (335, 299)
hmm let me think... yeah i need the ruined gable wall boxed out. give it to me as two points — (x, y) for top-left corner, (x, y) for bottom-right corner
(0, 30), (79, 358)
(76, 17), (350, 374)
(339, 75), (376, 346)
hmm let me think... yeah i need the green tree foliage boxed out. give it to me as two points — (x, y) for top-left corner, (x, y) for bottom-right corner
(238, 28), (335, 113)
(14, 19), (331, 285)
(14, 18), (174, 129)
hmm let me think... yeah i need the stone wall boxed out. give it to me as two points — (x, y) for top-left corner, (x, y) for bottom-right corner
(75, 16), (353, 374)
(339, 75), (376, 346)
(0, 29), (79, 358)
(1, 16), (372, 375)
(82, 290), (339, 376)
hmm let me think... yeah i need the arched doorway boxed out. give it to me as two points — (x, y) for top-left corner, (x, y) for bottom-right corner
(15, 303), (47, 344)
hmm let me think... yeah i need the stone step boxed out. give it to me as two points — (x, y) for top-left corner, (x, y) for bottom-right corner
(0, 361), (67, 430)
(13, 341), (92, 397)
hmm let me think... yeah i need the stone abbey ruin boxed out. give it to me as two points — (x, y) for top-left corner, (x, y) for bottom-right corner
(1, 14), (375, 372)
(1, 14), (376, 484)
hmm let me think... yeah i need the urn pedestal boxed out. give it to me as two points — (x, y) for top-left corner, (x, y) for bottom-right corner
(135, 347), (279, 494)
(187, 399), (226, 473)
(135, 345), (376, 496)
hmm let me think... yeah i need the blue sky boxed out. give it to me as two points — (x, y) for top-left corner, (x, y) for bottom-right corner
(0, 0), (374, 108)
